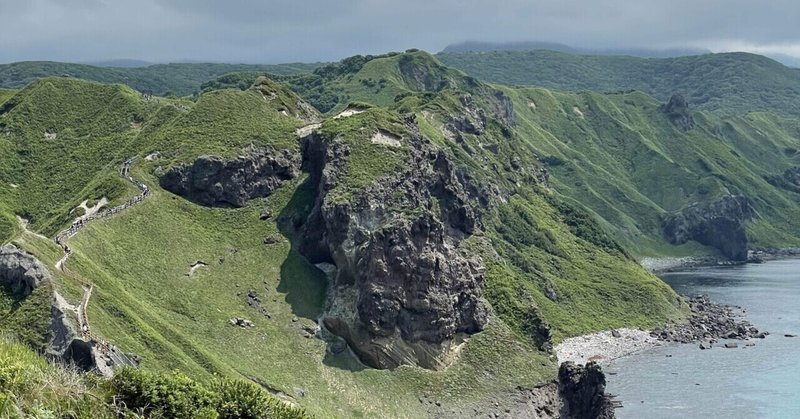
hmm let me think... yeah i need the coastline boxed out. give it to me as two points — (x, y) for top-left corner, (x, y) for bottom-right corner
(640, 247), (800, 274)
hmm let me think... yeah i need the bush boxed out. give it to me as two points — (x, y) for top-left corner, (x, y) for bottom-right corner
(110, 368), (310, 419)
(110, 368), (217, 418)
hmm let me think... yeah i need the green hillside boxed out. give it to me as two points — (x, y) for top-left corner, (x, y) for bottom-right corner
(0, 61), (320, 96)
(4, 49), (800, 418)
(438, 50), (800, 116)
(0, 55), (689, 417)
(295, 51), (800, 257)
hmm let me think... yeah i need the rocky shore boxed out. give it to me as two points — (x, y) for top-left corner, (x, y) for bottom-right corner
(641, 248), (800, 273)
(652, 294), (766, 348)
(556, 295), (765, 366)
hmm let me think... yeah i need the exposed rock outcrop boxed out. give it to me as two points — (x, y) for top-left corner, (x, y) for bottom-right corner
(662, 195), (754, 261)
(0, 243), (52, 296)
(662, 93), (695, 132)
(159, 147), (300, 207)
(558, 362), (616, 419)
(0, 244), (104, 370)
(298, 125), (489, 370)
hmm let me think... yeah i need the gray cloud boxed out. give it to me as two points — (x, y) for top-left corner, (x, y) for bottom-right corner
(1, 0), (799, 63)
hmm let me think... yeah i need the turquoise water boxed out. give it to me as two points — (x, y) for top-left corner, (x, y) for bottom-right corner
(606, 259), (800, 418)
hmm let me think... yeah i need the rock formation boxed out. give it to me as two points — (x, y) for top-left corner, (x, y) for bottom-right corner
(558, 362), (616, 419)
(159, 147), (300, 207)
(662, 195), (753, 260)
(662, 93), (695, 132)
(0, 243), (52, 296)
(298, 125), (489, 370)
(0, 244), (103, 370)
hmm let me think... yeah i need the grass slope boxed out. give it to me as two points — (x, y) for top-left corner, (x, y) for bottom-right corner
(438, 50), (800, 116)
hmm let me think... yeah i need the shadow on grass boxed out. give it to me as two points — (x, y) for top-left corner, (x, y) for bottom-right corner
(276, 177), (327, 321)
(276, 176), (369, 372)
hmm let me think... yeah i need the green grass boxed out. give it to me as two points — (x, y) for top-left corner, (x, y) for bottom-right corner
(59, 172), (556, 418)
(319, 107), (410, 200)
(0, 337), (310, 418)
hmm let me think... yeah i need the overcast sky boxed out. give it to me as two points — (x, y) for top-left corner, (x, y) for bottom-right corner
(2, 0), (800, 64)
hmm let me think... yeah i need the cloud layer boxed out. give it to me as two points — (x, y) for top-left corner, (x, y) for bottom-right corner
(1, 0), (799, 63)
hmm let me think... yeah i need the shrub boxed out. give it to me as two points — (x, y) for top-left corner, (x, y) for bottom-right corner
(110, 368), (217, 418)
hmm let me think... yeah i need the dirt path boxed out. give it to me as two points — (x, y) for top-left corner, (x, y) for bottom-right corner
(52, 158), (150, 366)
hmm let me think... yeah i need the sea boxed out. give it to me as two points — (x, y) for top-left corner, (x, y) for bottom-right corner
(606, 259), (800, 419)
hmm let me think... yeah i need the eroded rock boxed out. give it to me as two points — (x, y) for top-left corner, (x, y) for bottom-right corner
(298, 126), (489, 370)
(662, 93), (695, 132)
(662, 195), (753, 261)
(559, 361), (616, 419)
(0, 244), (52, 296)
(160, 147), (300, 207)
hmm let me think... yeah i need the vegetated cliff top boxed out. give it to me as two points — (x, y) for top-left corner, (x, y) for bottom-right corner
(438, 49), (800, 116)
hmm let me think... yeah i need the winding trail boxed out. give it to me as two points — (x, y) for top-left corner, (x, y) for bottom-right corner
(53, 158), (150, 368)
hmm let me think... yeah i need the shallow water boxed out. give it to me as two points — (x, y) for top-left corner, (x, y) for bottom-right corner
(606, 259), (800, 419)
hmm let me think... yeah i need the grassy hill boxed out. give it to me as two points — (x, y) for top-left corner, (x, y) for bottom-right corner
(0, 61), (320, 97)
(4, 49), (800, 418)
(438, 50), (800, 116)
(0, 58), (688, 417)
(310, 51), (800, 256)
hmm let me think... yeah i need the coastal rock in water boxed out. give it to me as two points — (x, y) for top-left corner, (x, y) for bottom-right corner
(662, 93), (695, 132)
(298, 126), (489, 370)
(160, 147), (300, 207)
(558, 361), (616, 419)
(662, 195), (754, 261)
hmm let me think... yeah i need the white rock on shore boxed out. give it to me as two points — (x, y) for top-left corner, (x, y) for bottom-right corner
(555, 328), (661, 365)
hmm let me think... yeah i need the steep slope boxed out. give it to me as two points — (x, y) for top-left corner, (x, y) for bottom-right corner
(300, 51), (800, 260)
(504, 88), (800, 257)
(438, 50), (800, 116)
(0, 62), (685, 417)
(0, 61), (320, 96)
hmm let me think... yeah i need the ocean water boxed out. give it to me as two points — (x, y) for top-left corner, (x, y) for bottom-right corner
(606, 259), (800, 419)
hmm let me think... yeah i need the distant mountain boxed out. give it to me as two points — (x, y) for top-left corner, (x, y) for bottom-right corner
(438, 49), (800, 116)
(82, 59), (154, 68)
(767, 53), (800, 68)
(0, 61), (321, 96)
(441, 41), (710, 58)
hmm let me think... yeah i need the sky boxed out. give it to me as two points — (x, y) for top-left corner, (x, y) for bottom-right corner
(1, 0), (800, 64)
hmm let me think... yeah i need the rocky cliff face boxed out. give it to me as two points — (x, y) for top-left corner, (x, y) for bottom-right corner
(663, 195), (754, 260)
(0, 244), (51, 296)
(298, 125), (489, 370)
(159, 147), (300, 207)
(558, 362), (616, 419)
(0, 244), (97, 369)
(662, 93), (695, 132)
